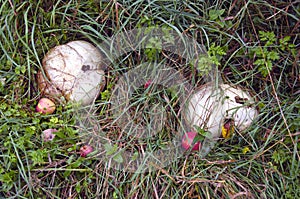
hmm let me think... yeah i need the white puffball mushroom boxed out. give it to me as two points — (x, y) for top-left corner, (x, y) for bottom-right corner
(184, 83), (258, 139)
(37, 40), (106, 106)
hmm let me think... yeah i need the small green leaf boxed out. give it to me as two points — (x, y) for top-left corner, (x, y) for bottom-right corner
(272, 150), (289, 164)
(279, 36), (290, 45)
(162, 27), (175, 44)
(113, 191), (118, 199)
(104, 143), (118, 156)
(242, 147), (251, 154)
(50, 117), (59, 124)
(131, 151), (139, 161)
(267, 51), (279, 61)
(75, 182), (81, 193)
(29, 149), (47, 165)
(54, 130), (66, 139)
(258, 102), (265, 109)
(63, 169), (71, 178)
(146, 37), (162, 50)
(254, 59), (264, 66)
(209, 9), (225, 20)
(71, 159), (82, 168)
(21, 65), (26, 74)
(193, 125), (213, 141)
(194, 56), (213, 76)
(101, 90), (111, 101)
(66, 155), (75, 164)
(113, 152), (124, 163)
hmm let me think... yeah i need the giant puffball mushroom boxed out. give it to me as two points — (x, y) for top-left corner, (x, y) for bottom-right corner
(37, 40), (106, 106)
(184, 83), (258, 140)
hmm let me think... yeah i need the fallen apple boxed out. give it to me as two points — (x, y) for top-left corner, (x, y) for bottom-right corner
(36, 98), (56, 114)
(37, 40), (106, 106)
(80, 145), (94, 157)
(181, 131), (201, 151)
(42, 128), (57, 142)
(144, 79), (152, 89)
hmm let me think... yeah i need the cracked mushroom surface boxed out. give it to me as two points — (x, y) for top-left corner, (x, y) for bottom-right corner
(37, 40), (106, 105)
(184, 83), (259, 139)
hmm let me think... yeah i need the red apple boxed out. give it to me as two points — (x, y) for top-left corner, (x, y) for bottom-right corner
(144, 79), (152, 89)
(181, 132), (201, 151)
(36, 98), (56, 114)
(80, 145), (93, 157)
(42, 128), (57, 142)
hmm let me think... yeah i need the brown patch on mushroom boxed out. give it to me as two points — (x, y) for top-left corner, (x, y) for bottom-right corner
(234, 96), (248, 104)
(81, 65), (91, 72)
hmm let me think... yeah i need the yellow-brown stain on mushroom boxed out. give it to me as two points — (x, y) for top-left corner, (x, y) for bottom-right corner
(221, 118), (234, 139)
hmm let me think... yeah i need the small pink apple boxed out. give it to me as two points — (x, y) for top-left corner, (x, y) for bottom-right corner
(144, 79), (152, 89)
(80, 145), (93, 157)
(181, 132), (201, 151)
(36, 98), (56, 114)
(42, 128), (57, 142)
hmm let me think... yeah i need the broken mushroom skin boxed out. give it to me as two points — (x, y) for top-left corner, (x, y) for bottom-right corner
(37, 40), (106, 106)
(184, 83), (258, 139)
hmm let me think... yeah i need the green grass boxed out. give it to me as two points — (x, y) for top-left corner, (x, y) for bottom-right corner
(0, 0), (299, 198)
